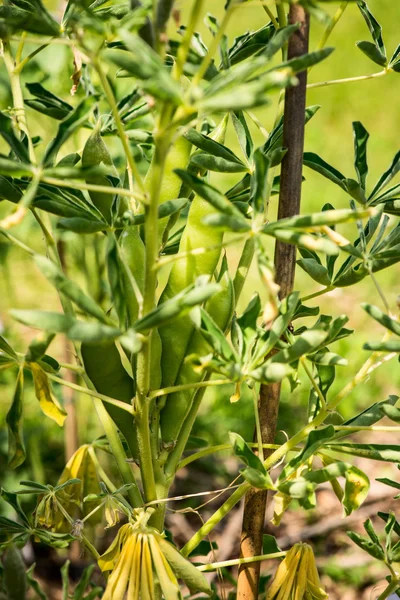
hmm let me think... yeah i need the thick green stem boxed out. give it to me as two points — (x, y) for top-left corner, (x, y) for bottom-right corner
(376, 578), (400, 600)
(174, 0), (205, 80)
(316, 1), (348, 51)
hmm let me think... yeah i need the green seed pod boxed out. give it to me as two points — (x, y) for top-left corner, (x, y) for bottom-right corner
(81, 341), (138, 458)
(158, 118), (229, 389)
(160, 259), (234, 444)
(145, 133), (192, 241)
(82, 125), (116, 223)
(157, 535), (212, 596)
(120, 226), (146, 325)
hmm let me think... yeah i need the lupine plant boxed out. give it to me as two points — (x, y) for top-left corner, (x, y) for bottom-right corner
(0, 0), (400, 598)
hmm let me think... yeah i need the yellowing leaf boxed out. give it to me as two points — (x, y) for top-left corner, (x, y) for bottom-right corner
(343, 466), (370, 516)
(30, 362), (67, 426)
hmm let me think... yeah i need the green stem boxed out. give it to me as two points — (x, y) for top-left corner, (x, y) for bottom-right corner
(308, 69), (388, 90)
(301, 285), (334, 302)
(93, 57), (147, 197)
(334, 425), (400, 432)
(136, 139), (169, 507)
(13, 43), (49, 74)
(192, 5), (235, 85)
(149, 378), (228, 399)
(328, 348), (396, 411)
(41, 176), (145, 203)
(92, 397), (143, 507)
(253, 387), (264, 458)
(88, 446), (118, 492)
(178, 442), (285, 471)
(233, 237), (255, 305)
(0, 228), (35, 255)
(48, 374), (134, 414)
(262, 4), (279, 29)
(181, 408), (328, 557)
(174, 0), (206, 80)
(197, 551), (286, 572)
(276, 3), (288, 59)
(316, 1), (348, 51)
(301, 358), (326, 411)
(2, 40), (36, 163)
(376, 578), (400, 600)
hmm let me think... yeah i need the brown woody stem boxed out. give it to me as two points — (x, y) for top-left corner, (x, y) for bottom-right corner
(237, 8), (310, 599)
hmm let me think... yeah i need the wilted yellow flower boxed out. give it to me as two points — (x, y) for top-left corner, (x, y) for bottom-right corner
(266, 543), (328, 599)
(99, 509), (211, 600)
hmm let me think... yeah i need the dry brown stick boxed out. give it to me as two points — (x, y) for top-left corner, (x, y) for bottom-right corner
(237, 8), (310, 599)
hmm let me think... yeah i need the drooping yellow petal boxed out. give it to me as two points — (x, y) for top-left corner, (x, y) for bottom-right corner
(106, 535), (135, 600)
(294, 545), (309, 600)
(276, 549), (301, 600)
(266, 545), (299, 600)
(128, 532), (141, 600)
(142, 534), (155, 600)
(98, 523), (132, 572)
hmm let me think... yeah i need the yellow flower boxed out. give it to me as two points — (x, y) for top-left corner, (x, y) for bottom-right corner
(266, 543), (328, 600)
(99, 509), (211, 600)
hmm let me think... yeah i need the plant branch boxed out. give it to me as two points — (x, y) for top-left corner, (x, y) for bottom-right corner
(308, 69), (387, 90)
(197, 551), (286, 572)
(238, 8), (310, 597)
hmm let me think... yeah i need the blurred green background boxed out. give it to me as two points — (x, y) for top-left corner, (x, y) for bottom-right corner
(0, 0), (399, 493)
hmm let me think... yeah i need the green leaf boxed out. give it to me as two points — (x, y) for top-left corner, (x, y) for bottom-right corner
(107, 31), (182, 104)
(25, 332), (55, 363)
(0, 113), (30, 163)
(6, 369), (25, 468)
(0, 335), (18, 359)
(199, 308), (236, 361)
(264, 105), (320, 157)
(1, 489), (30, 527)
(134, 282), (220, 333)
(25, 82), (73, 120)
(34, 255), (108, 324)
(266, 229), (339, 256)
(118, 197), (188, 227)
(43, 96), (98, 167)
(361, 303), (400, 336)
(263, 24), (299, 60)
(278, 478), (316, 499)
(3, 545), (27, 600)
(389, 44), (400, 71)
(356, 40), (387, 66)
(174, 170), (244, 218)
(231, 111), (253, 160)
(241, 466), (275, 490)
(11, 310), (72, 333)
(250, 361), (294, 383)
(353, 122), (369, 189)
(229, 432), (265, 472)
(303, 152), (347, 189)
(202, 212), (251, 233)
(26, 564), (47, 600)
(305, 461), (350, 484)
(228, 22), (275, 65)
(200, 71), (294, 112)
(264, 207), (373, 231)
(57, 217), (108, 233)
(369, 150), (400, 201)
(272, 328), (330, 364)
(277, 47), (334, 74)
(262, 534), (281, 554)
(380, 403), (400, 423)
(184, 128), (245, 166)
(343, 466), (370, 516)
(365, 338), (400, 351)
(0, 0), (60, 36)
(327, 443), (400, 463)
(0, 158), (33, 177)
(279, 426), (335, 481)
(308, 350), (347, 366)
(30, 362), (67, 427)
(297, 258), (331, 286)
(347, 530), (385, 561)
(190, 153), (248, 173)
(336, 395), (398, 438)
(357, 0), (386, 61)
